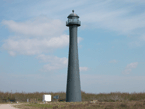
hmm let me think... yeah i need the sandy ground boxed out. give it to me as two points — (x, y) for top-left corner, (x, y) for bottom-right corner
(0, 103), (25, 109)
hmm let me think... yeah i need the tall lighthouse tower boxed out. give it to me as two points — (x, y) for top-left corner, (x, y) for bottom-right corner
(66, 10), (82, 102)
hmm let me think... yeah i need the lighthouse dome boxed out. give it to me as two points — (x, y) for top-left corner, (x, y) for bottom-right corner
(67, 10), (79, 18)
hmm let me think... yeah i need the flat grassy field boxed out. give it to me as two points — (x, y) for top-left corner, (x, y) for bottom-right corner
(12, 100), (145, 109)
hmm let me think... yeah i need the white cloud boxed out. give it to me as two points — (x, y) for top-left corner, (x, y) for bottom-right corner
(2, 0), (145, 39)
(40, 64), (65, 72)
(2, 35), (83, 56)
(8, 51), (16, 56)
(36, 54), (67, 63)
(126, 62), (138, 69)
(77, 37), (83, 43)
(109, 60), (118, 63)
(2, 0), (145, 49)
(80, 67), (88, 72)
(122, 62), (138, 74)
(2, 34), (69, 56)
(36, 54), (68, 70)
(1, 16), (84, 72)
(36, 54), (88, 72)
(1, 17), (66, 38)
(77, 0), (145, 46)
(1, 16), (83, 56)
(81, 7), (145, 35)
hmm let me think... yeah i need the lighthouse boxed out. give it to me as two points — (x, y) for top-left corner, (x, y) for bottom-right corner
(66, 10), (82, 102)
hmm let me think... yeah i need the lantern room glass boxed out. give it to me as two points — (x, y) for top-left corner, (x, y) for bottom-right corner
(68, 17), (79, 23)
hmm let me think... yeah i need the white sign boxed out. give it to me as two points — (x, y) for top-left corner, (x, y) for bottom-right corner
(43, 94), (51, 102)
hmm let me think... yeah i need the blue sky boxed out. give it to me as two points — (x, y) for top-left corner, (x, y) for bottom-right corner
(0, 0), (145, 94)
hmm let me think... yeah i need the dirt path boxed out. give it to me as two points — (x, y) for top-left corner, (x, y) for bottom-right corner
(0, 104), (19, 109)
(0, 103), (27, 109)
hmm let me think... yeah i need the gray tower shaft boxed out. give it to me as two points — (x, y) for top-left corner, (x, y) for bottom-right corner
(66, 10), (82, 102)
(66, 26), (82, 102)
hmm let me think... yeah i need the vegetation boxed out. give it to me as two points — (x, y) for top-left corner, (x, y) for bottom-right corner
(0, 90), (145, 109)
